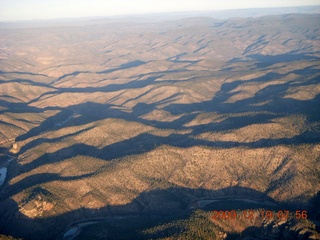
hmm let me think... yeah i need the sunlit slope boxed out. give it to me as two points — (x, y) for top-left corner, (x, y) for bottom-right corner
(0, 13), (319, 240)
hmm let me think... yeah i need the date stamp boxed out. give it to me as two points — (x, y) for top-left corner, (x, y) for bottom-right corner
(211, 210), (308, 220)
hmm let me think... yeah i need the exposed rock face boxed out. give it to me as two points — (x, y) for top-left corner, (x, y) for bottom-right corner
(20, 200), (54, 218)
(9, 143), (19, 154)
(12, 143), (18, 150)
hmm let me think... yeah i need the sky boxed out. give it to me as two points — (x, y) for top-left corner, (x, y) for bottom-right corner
(0, 0), (319, 21)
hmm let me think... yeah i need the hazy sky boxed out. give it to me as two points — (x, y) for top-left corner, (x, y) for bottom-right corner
(0, 0), (319, 21)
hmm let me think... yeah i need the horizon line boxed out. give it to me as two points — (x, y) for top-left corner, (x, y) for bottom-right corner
(1, 4), (320, 23)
